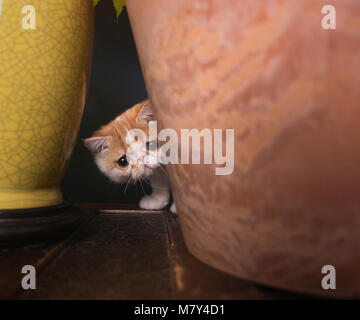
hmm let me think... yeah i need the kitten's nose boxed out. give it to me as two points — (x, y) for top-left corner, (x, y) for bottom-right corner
(138, 155), (145, 162)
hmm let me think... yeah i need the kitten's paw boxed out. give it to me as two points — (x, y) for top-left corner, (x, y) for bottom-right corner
(170, 202), (177, 214)
(139, 195), (169, 210)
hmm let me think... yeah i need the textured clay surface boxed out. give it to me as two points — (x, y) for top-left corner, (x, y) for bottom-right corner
(127, 0), (360, 297)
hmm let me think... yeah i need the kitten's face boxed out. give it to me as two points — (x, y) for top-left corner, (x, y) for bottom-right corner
(84, 100), (164, 183)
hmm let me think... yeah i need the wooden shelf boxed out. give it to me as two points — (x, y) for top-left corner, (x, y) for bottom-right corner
(0, 204), (309, 299)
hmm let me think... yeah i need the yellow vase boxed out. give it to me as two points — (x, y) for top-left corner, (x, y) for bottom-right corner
(0, 0), (93, 209)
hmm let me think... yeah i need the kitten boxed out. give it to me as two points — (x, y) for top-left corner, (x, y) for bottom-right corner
(84, 99), (176, 213)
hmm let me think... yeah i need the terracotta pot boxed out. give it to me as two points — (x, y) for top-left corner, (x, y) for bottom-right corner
(127, 0), (360, 297)
(0, 0), (93, 209)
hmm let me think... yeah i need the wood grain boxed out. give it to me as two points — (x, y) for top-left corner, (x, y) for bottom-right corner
(1, 204), (310, 299)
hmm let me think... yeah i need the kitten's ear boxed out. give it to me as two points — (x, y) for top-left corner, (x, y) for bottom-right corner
(137, 100), (154, 123)
(84, 136), (111, 154)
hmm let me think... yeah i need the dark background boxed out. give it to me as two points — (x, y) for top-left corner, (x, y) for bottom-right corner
(61, 2), (147, 204)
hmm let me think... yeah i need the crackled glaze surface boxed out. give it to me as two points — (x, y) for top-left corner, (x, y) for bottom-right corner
(127, 0), (360, 297)
(0, 0), (93, 209)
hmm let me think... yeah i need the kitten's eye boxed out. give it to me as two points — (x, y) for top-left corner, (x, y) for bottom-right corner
(146, 140), (158, 151)
(117, 155), (128, 168)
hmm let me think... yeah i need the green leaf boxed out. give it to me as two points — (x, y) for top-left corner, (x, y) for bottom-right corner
(113, 0), (125, 20)
(92, 0), (100, 7)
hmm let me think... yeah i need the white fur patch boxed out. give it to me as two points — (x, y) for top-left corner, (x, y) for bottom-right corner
(139, 194), (169, 210)
(170, 202), (177, 214)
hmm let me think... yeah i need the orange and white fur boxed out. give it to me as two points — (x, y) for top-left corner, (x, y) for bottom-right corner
(84, 100), (176, 213)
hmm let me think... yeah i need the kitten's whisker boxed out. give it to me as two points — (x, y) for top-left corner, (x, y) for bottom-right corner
(123, 176), (131, 193)
(138, 177), (146, 195)
(141, 177), (151, 186)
